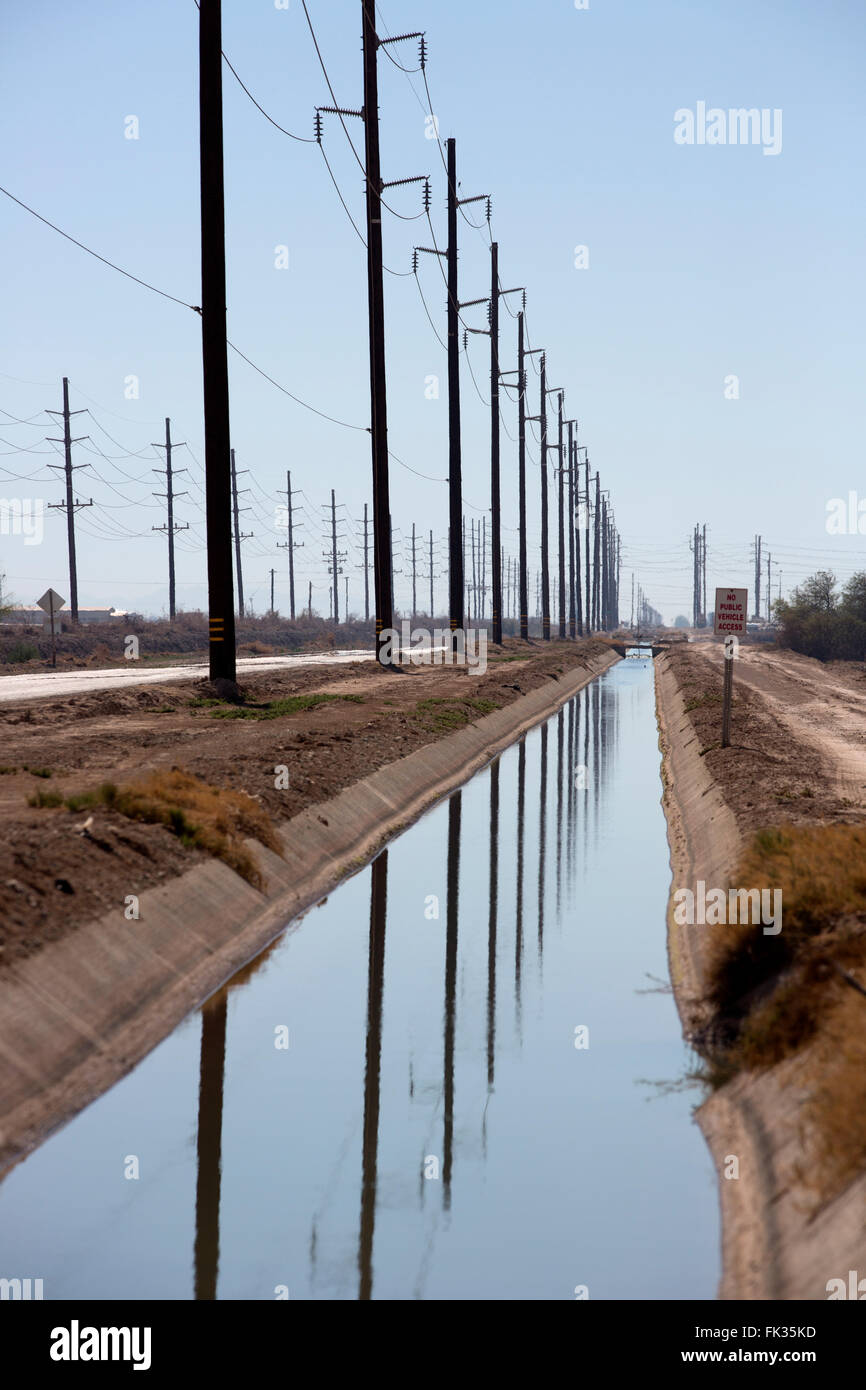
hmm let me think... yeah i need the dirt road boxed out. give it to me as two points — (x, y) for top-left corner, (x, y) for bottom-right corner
(0, 648), (376, 702)
(693, 638), (866, 803)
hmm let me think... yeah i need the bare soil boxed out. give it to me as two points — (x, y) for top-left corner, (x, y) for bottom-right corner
(665, 638), (866, 833)
(0, 638), (612, 968)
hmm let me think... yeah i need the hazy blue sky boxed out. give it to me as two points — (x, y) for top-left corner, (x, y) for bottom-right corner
(1, 0), (864, 622)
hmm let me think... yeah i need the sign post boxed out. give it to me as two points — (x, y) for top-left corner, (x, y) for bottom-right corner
(36, 588), (65, 670)
(713, 587), (747, 749)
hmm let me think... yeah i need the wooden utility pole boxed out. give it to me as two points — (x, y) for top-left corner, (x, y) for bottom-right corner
(557, 393), (566, 639)
(361, 0), (394, 662)
(592, 472), (601, 630)
(490, 242), (501, 642)
(269, 567), (275, 614)
(410, 522), (418, 617)
(199, 0), (236, 682)
(229, 449), (252, 618)
(277, 470), (302, 619)
(46, 377), (90, 624)
(584, 452), (591, 635)
(152, 418), (189, 620)
(446, 138), (463, 631)
(518, 313), (529, 639)
(539, 356), (550, 639)
(754, 534), (762, 620)
(567, 421), (577, 637)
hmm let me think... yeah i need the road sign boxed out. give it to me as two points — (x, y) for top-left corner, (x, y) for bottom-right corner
(714, 587), (748, 747)
(36, 588), (65, 615)
(36, 589), (65, 669)
(714, 587), (747, 636)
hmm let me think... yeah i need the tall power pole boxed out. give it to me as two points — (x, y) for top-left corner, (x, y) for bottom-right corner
(355, 503), (371, 622)
(592, 472), (601, 630)
(754, 534), (762, 620)
(702, 522), (707, 624)
(539, 356), (550, 640)
(446, 138), (463, 631)
(46, 376), (91, 624)
(557, 393), (566, 639)
(567, 421), (577, 638)
(490, 241), (502, 644)
(518, 313), (529, 639)
(277, 470), (302, 619)
(361, 0), (393, 662)
(324, 489), (347, 624)
(152, 418), (189, 620)
(199, 0), (236, 682)
(229, 448), (252, 618)
(429, 529), (435, 617)
(584, 452), (591, 634)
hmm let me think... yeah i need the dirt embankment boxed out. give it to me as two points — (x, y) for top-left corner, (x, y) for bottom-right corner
(0, 638), (612, 968)
(657, 640), (866, 1300)
(0, 640), (618, 1174)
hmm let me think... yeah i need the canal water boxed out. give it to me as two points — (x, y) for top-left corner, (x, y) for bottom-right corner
(0, 659), (719, 1300)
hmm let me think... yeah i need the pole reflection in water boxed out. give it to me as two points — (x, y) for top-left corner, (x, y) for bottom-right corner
(358, 849), (388, 1300)
(193, 995), (226, 1301)
(442, 793), (461, 1209)
(486, 760), (499, 1092)
(515, 737), (526, 1032)
(0, 661), (718, 1300)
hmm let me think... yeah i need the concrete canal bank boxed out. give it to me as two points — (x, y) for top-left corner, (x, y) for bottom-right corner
(655, 649), (866, 1300)
(0, 649), (618, 1177)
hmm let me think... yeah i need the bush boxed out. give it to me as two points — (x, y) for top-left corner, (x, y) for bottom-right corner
(5, 641), (39, 664)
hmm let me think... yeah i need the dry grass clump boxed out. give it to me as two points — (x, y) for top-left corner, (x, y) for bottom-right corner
(698, 823), (866, 1199)
(34, 768), (280, 888)
(706, 824), (866, 1058)
(799, 989), (866, 1201)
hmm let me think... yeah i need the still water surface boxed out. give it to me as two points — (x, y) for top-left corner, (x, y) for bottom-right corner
(0, 659), (719, 1299)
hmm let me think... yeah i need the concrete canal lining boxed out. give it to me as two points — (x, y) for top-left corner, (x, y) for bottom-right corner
(0, 649), (618, 1177)
(655, 651), (866, 1300)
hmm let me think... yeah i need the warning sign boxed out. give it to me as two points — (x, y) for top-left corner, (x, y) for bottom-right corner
(714, 587), (747, 636)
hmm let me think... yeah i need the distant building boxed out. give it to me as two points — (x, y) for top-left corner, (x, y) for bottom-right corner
(1, 605), (128, 627)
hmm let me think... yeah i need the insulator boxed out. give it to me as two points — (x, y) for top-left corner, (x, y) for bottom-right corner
(486, 196), (492, 223)
(423, 178), (431, 212)
(314, 110), (323, 143)
(419, 35), (427, 69)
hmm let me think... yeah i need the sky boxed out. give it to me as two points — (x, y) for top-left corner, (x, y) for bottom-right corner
(1, 0), (864, 624)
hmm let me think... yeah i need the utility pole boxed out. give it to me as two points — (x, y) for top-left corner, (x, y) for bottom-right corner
(490, 241), (501, 643)
(46, 377), (91, 624)
(754, 534), (762, 621)
(269, 567), (275, 614)
(429, 529), (435, 617)
(277, 470), (302, 619)
(567, 421), (576, 638)
(308, 580), (312, 617)
(557, 393), (566, 639)
(592, 473), (601, 631)
(702, 522), (707, 624)
(518, 312), (529, 639)
(446, 137), (463, 632)
(540, 357), (550, 640)
(354, 503), (371, 623)
(199, 0), (236, 682)
(323, 489), (347, 624)
(410, 522), (418, 616)
(152, 418), (189, 620)
(584, 453), (591, 635)
(229, 448), (252, 618)
(358, 3), (420, 662)
(767, 550), (772, 622)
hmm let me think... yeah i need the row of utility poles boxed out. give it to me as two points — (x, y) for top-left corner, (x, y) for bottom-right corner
(204, 1), (627, 680)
